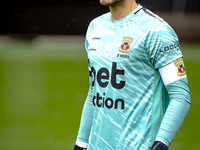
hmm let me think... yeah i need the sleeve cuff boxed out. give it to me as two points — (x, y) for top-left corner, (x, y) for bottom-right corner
(155, 139), (169, 147)
(75, 140), (88, 148)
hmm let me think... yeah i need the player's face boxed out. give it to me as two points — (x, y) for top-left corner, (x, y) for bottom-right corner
(100, 0), (124, 7)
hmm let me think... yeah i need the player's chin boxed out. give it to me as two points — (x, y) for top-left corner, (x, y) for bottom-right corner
(99, 0), (122, 7)
(99, 0), (110, 6)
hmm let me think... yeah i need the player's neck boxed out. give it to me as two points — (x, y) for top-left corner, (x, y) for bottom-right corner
(109, 0), (138, 20)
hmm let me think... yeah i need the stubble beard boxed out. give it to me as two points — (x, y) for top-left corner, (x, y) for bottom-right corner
(100, 0), (124, 7)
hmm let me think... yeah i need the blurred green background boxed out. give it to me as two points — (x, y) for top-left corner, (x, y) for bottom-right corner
(0, 38), (200, 150)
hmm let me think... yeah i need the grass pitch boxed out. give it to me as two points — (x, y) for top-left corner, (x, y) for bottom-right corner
(0, 39), (199, 150)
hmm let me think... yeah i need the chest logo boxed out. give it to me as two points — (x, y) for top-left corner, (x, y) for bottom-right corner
(119, 37), (134, 53)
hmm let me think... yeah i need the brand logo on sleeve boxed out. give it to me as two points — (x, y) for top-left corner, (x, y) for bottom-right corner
(159, 43), (180, 53)
(119, 37), (133, 53)
(174, 58), (186, 76)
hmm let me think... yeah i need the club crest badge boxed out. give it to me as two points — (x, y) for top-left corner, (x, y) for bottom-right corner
(119, 37), (134, 53)
(174, 58), (186, 76)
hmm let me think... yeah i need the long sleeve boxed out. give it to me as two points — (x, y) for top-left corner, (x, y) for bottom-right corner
(75, 33), (94, 147)
(156, 70), (191, 146)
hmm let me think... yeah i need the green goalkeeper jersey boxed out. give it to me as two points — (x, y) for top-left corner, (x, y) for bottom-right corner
(78, 4), (183, 150)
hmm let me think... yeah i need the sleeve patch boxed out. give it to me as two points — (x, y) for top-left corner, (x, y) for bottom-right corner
(174, 58), (186, 77)
(158, 58), (187, 86)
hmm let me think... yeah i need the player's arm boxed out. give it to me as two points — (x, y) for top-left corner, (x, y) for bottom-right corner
(73, 23), (95, 149)
(151, 59), (191, 150)
(145, 19), (191, 149)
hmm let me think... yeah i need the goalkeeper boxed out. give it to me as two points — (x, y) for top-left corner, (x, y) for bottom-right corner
(73, 0), (191, 149)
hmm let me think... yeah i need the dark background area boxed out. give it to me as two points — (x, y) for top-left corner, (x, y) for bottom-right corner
(0, 0), (200, 36)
